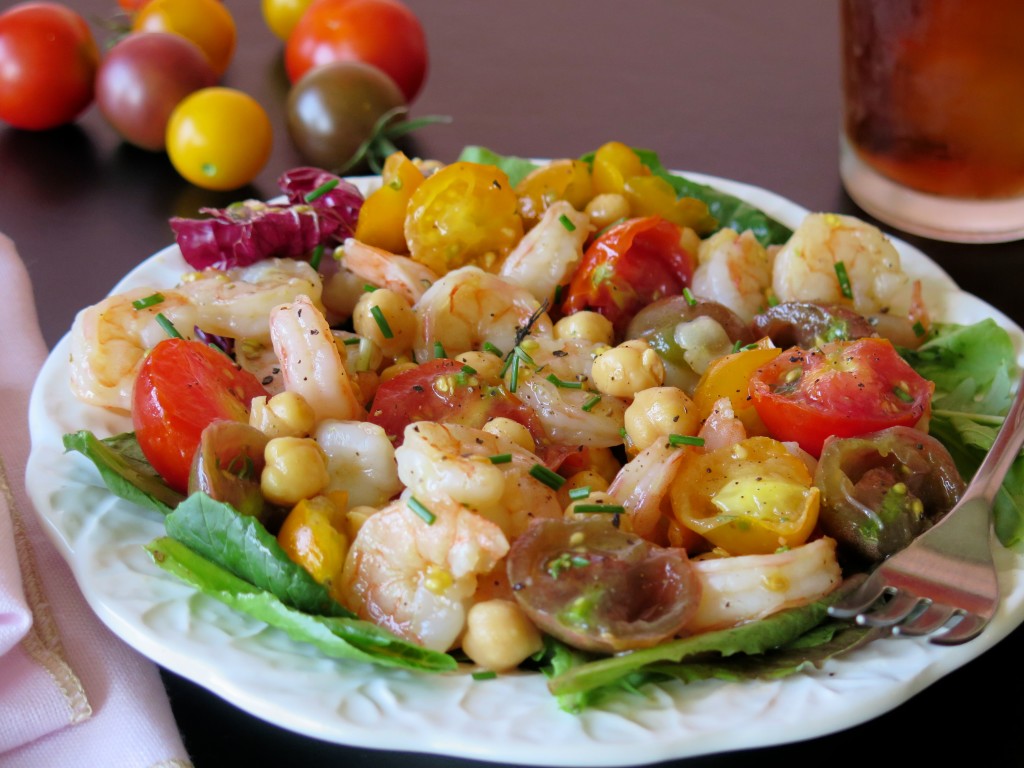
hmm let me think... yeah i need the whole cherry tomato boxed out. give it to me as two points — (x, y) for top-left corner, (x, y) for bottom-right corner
(561, 216), (695, 333)
(0, 2), (99, 130)
(748, 337), (934, 457)
(166, 87), (273, 191)
(96, 32), (217, 151)
(262, 0), (314, 41)
(284, 0), (428, 102)
(132, 0), (236, 76)
(132, 338), (268, 493)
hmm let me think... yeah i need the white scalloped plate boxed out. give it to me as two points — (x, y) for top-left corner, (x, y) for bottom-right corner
(26, 173), (1024, 766)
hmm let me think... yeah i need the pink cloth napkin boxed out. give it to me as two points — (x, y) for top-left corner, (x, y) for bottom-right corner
(0, 233), (192, 767)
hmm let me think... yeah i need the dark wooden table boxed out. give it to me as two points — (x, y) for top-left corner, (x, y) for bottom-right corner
(4, 1), (1022, 765)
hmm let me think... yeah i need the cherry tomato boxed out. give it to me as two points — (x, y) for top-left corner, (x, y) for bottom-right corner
(132, 0), (236, 77)
(0, 2), (99, 130)
(118, 0), (153, 10)
(285, 0), (428, 102)
(405, 161), (524, 275)
(166, 87), (273, 191)
(354, 150), (424, 252)
(692, 341), (780, 434)
(515, 159), (593, 230)
(133, 338), (268, 493)
(562, 216), (695, 333)
(507, 518), (701, 653)
(366, 358), (544, 445)
(749, 337), (934, 457)
(262, 0), (314, 41)
(189, 420), (270, 522)
(285, 60), (404, 170)
(670, 436), (820, 556)
(96, 32), (217, 151)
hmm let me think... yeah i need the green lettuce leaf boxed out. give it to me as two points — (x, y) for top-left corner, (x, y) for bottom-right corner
(146, 536), (456, 672)
(457, 146), (539, 186)
(165, 492), (352, 618)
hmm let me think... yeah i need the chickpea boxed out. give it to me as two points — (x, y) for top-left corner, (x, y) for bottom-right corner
(586, 446), (622, 484)
(455, 350), (504, 380)
(553, 311), (614, 346)
(591, 339), (665, 398)
(345, 505), (377, 539)
(585, 193), (630, 230)
(624, 386), (701, 452)
(556, 469), (610, 509)
(261, 437), (330, 507)
(380, 359), (418, 383)
(461, 599), (543, 672)
(483, 416), (535, 452)
(352, 288), (416, 359)
(249, 391), (316, 438)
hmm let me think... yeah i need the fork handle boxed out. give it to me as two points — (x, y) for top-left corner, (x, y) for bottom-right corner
(962, 374), (1024, 505)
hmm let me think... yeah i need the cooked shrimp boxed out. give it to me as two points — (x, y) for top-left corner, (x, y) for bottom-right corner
(698, 396), (747, 452)
(314, 419), (403, 508)
(268, 295), (361, 423)
(413, 266), (553, 361)
(178, 258), (323, 342)
(498, 201), (590, 305)
(508, 337), (628, 448)
(688, 537), (842, 632)
(609, 439), (690, 542)
(691, 228), (772, 323)
(69, 286), (197, 412)
(339, 238), (439, 305)
(771, 213), (913, 316)
(235, 339), (285, 396)
(339, 495), (510, 651)
(394, 421), (562, 539)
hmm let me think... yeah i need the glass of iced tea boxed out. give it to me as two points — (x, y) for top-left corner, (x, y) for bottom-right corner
(840, 0), (1024, 242)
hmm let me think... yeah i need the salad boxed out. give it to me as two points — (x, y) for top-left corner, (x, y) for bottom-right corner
(61, 142), (1024, 711)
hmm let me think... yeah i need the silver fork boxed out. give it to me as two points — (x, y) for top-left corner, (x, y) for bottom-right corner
(828, 374), (1024, 645)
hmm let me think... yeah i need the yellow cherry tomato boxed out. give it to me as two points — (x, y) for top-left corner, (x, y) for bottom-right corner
(166, 87), (272, 191)
(133, 0), (236, 77)
(591, 140), (646, 195)
(692, 341), (780, 435)
(623, 175), (718, 234)
(515, 159), (594, 229)
(404, 161), (524, 274)
(277, 492), (349, 601)
(261, 0), (313, 41)
(670, 436), (820, 556)
(354, 151), (424, 253)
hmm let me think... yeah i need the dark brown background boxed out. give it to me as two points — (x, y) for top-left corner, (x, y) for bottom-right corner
(3, 1), (1022, 765)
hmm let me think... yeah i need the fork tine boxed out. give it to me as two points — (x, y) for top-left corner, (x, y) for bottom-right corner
(891, 602), (956, 637)
(827, 575), (887, 619)
(929, 612), (988, 645)
(855, 590), (924, 627)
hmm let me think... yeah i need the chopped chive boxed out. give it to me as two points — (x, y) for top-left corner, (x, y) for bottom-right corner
(370, 305), (394, 338)
(619, 427), (628, 438)
(892, 385), (914, 403)
(304, 178), (340, 202)
(342, 336), (361, 346)
(581, 394), (602, 412)
(553, 284), (564, 305)
(509, 352), (520, 392)
(356, 337), (374, 372)
(472, 670), (497, 680)
(132, 292), (165, 310)
(309, 244), (325, 271)
(407, 496), (436, 524)
(573, 503), (626, 514)
(155, 313), (182, 339)
(668, 433), (705, 447)
(514, 345), (536, 366)
(912, 321), (927, 337)
(558, 213), (577, 232)
(461, 364), (477, 375)
(767, 292), (780, 307)
(834, 261), (853, 299)
(682, 287), (697, 307)
(488, 453), (513, 464)
(483, 341), (504, 357)
(529, 463), (566, 491)
(545, 373), (583, 389)
(363, 283), (378, 293)
(434, 341), (447, 359)
(731, 339), (743, 353)
(568, 486), (591, 500)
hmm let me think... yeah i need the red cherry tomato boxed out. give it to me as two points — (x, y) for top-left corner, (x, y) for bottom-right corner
(0, 2), (99, 130)
(561, 216), (694, 333)
(132, 338), (268, 493)
(284, 0), (428, 102)
(367, 358), (545, 445)
(748, 337), (933, 457)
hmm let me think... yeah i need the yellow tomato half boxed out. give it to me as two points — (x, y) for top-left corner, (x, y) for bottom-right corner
(670, 436), (819, 555)
(692, 341), (780, 434)
(354, 151), (424, 253)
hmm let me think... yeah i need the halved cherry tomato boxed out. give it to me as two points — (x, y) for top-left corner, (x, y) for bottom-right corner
(353, 151), (424, 252)
(366, 358), (544, 445)
(692, 340), (779, 434)
(670, 436), (820, 556)
(749, 337), (933, 457)
(133, 338), (268, 493)
(561, 216), (694, 332)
